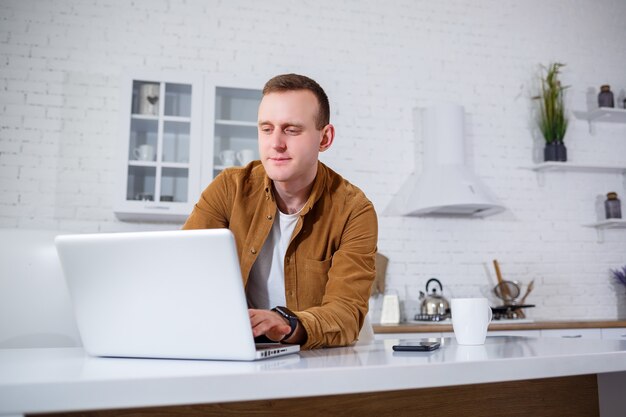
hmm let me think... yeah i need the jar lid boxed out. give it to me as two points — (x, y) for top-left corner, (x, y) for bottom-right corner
(600, 85), (611, 91)
(607, 192), (618, 199)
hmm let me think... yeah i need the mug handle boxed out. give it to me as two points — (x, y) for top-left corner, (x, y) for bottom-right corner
(133, 148), (140, 160)
(487, 305), (493, 327)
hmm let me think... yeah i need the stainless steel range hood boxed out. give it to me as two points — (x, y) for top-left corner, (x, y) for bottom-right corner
(386, 103), (504, 217)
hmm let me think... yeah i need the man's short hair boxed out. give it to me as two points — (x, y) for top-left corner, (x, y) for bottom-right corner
(262, 74), (330, 130)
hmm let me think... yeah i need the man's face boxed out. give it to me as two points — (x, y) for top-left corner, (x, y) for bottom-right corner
(257, 90), (331, 187)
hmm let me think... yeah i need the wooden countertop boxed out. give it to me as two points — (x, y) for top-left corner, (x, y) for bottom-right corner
(373, 320), (626, 333)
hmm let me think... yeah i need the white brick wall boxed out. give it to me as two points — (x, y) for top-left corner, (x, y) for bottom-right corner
(1, 0), (626, 321)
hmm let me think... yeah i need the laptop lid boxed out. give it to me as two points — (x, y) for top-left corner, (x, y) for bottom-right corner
(55, 229), (299, 361)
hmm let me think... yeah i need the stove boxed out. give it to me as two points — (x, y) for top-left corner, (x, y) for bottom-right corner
(413, 313), (450, 322)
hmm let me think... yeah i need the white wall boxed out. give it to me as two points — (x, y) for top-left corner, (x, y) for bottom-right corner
(1, 0), (626, 321)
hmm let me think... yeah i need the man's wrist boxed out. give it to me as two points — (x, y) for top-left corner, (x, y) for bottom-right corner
(271, 306), (298, 341)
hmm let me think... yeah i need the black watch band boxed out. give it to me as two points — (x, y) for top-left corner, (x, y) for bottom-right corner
(271, 306), (298, 341)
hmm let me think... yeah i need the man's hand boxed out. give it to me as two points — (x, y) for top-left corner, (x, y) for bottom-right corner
(248, 309), (291, 342)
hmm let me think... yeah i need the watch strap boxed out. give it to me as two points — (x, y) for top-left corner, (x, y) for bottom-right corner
(271, 306), (298, 341)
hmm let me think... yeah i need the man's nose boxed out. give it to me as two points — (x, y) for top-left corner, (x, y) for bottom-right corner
(270, 131), (287, 150)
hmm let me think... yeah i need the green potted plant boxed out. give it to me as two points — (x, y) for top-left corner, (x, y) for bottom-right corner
(533, 62), (569, 162)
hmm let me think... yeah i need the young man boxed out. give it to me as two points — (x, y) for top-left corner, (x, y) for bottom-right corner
(183, 74), (377, 349)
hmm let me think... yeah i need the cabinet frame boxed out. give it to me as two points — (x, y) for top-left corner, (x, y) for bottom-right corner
(115, 71), (204, 222)
(201, 77), (264, 188)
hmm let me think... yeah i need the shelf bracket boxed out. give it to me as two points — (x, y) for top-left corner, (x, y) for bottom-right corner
(587, 120), (596, 135)
(595, 228), (605, 244)
(536, 171), (546, 187)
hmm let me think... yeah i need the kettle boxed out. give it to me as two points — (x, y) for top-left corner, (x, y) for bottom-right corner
(419, 278), (450, 316)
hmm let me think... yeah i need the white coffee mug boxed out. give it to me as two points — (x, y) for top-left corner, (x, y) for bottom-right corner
(236, 149), (255, 166)
(451, 298), (493, 345)
(133, 144), (155, 161)
(219, 149), (236, 167)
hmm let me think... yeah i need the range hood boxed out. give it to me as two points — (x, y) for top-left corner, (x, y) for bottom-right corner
(386, 103), (504, 217)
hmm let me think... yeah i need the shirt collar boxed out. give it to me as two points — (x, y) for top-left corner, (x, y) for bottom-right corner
(262, 161), (327, 216)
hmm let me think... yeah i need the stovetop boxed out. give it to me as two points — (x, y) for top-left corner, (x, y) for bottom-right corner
(409, 318), (535, 324)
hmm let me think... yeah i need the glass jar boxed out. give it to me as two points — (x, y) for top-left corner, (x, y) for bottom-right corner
(598, 85), (614, 108)
(605, 192), (622, 219)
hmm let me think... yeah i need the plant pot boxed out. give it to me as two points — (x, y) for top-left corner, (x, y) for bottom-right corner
(544, 142), (558, 161)
(555, 141), (567, 162)
(543, 142), (567, 162)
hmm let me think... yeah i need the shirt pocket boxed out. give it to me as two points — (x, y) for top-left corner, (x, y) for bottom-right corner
(301, 258), (332, 308)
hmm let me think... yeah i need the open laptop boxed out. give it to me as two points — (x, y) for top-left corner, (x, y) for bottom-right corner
(54, 229), (300, 361)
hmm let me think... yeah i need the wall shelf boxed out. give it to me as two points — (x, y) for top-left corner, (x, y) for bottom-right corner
(527, 162), (626, 187)
(573, 108), (626, 123)
(573, 108), (626, 134)
(584, 219), (626, 243)
(530, 162), (626, 174)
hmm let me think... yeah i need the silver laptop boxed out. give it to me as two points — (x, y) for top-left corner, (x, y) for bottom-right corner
(54, 229), (300, 361)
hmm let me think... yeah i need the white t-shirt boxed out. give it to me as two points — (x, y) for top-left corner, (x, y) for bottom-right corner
(246, 208), (300, 309)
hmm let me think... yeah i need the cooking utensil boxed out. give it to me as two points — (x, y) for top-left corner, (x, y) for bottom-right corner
(492, 259), (512, 300)
(419, 278), (450, 316)
(519, 280), (535, 305)
(493, 280), (521, 303)
(515, 280), (535, 318)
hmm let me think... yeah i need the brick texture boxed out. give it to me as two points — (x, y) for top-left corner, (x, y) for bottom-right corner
(1, 0), (626, 321)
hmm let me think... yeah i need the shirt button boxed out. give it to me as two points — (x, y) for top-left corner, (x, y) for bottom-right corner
(267, 215), (273, 220)
(250, 248), (257, 254)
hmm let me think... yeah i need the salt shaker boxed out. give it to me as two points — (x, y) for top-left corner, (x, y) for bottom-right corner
(598, 85), (614, 108)
(605, 192), (622, 219)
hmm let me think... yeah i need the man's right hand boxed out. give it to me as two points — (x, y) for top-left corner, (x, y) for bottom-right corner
(248, 309), (292, 342)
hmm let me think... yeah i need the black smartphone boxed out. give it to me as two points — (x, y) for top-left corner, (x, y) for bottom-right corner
(392, 341), (441, 352)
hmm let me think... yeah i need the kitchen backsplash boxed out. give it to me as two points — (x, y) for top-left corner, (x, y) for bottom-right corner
(1, 0), (625, 321)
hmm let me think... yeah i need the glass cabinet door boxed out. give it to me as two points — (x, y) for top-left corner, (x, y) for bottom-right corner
(116, 75), (201, 221)
(212, 87), (262, 178)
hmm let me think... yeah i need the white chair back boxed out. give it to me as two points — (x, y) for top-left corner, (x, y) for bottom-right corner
(0, 229), (82, 348)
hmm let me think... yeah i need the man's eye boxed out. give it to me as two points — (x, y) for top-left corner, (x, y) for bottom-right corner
(285, 128), (299, 135)
(260, 127), (272, 134)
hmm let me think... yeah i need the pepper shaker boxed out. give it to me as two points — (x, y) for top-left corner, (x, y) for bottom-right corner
(598, 85), (614, 108)
(605, 192), (622, 219)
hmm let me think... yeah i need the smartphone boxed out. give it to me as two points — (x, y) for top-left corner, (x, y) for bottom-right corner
(392, 341), (441, 352)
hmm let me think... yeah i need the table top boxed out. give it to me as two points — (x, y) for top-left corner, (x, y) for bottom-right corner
(2, 336), (626, 415)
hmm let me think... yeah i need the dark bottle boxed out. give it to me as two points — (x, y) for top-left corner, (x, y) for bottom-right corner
(605, 192), (622, 219)
(598, 85), (614, 108)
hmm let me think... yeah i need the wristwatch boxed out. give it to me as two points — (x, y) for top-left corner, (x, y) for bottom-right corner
(271, 306), (298, 341)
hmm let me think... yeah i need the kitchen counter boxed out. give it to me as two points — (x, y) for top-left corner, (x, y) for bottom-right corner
(374, 319), (626, 334)
(1, 336), (626, 417)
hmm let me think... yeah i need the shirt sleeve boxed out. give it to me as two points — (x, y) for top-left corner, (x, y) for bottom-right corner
(182, 171), (231, 230)
(296, 200), (378, 350)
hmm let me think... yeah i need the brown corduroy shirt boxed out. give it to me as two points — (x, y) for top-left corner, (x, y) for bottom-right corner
(182, 161), (378, 350)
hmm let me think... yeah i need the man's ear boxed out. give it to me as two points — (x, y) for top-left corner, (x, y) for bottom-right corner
(319, 124), (335, 152)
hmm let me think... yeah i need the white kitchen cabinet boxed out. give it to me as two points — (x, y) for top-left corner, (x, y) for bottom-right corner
(540, 328), (603, 339)
(489, 330), (541, 337)
(114, 74), (264, 222)
(375, 332), (442, 341)
(115, 71), (204, 222)
(201, 79), (262, 186)
(601, 328), (626, 340)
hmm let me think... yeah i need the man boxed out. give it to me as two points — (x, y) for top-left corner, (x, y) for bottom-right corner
(183, 74), (377, 350)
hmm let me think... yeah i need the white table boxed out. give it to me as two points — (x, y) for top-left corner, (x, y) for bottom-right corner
(2, 336), (626, 417)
